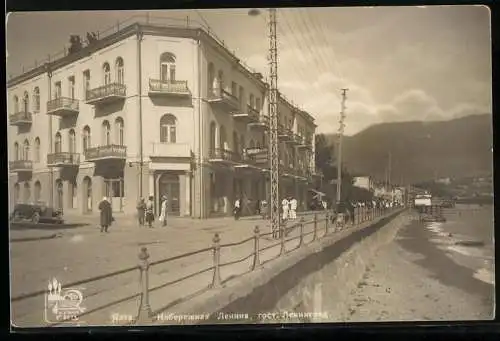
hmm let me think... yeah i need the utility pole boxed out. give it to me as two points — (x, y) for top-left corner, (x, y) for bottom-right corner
(268, 8), (280, 237)
(336, 88), (348, 205)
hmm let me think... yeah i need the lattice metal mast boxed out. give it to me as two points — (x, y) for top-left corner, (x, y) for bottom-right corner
(268, 8), (280, 234)
(336, 88), (348, 204)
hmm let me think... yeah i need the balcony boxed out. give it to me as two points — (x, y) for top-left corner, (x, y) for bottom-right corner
(208, 89), (240, 112)
(150, 143), (192, 158)
(245, 147), (269, 169)
(9, 160), (33, 173)
(9, 111), (32, 126)
(208, 148), (241, 164)
(47, 97), (79, 117)
(148, 79), (191, 97)
(248, 114), (269, 130)
(47, 152), (80, 167)
(86, 83), (126, 105)
(297, 136), (313, 149)
(84, 145), (127, 162)
(278, 125), (293, 142)
(232, 105), (260, 123)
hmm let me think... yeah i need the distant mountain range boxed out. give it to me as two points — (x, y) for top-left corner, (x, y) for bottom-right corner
(324, 114), (493, 185)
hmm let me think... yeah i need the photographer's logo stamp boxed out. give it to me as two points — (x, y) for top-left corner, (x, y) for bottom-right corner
(44, 278), (86, 324)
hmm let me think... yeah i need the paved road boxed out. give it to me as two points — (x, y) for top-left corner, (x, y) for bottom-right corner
(342, 204), (494, 321)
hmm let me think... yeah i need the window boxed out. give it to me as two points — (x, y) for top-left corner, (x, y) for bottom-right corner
(256, 97), (261, 112)
(33, 87), (40, 112)
(160, 52), (176, 82)
(208, 63), (215, 93)
(54, 133), (62, 153)
(13, 95), (19, 113)
(13, 183), (20, 203)
(23, 183), (31, 203)
(233, 132), (239, 154)
(23, 139), (30, 160)
(249, 94), (255, 108)
(231, 82), (237, 97)
(83, 70), (90, 96)
(14, 142), (19, 161)
(160, 114), (176, 143)
(218, 70), (224, 90)
(102, 120), (111, 145)
(23, 91), (29, 113)
(210, 121), (216, 152)
(34, 181), (41, 203)
(103, 63), (111, 85)
(68, 181), (77, 208)
(69, 129), (76, 153)
(82, 126), (91, 152)
(239, 86), (244, 108)
(116, 58), (124, 84)
(115, 117), (124, 145)
(68, 76), (75, 99)
(34, 137), (40, 163)
(54, 82), (62, 99)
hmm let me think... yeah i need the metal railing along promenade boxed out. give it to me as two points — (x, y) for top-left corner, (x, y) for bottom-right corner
(11, 206), (402, 325)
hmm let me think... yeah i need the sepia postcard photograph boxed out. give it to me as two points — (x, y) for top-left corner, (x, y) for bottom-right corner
(6, 5), (494, 328)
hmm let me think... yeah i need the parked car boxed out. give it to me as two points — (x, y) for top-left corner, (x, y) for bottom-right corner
(10, 203), (64, 224)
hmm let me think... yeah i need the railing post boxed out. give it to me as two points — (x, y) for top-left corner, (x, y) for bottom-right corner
(324, 212), (329, 237)
(298, 218), (305, 247)
(279, 222), (286, 256)
(210, 233), (221, 288)
(136, 247), (152, 323)
(252, 226), (261, 270)
(313, 213), (317, 241)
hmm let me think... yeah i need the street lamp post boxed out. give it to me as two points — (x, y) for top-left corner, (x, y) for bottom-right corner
(249, 8), (280, 237)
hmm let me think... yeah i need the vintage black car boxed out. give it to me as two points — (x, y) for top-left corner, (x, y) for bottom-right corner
(10, 203), (64, 224)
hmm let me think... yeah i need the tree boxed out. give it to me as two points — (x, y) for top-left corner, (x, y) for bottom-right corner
(68, 35), (83, 54)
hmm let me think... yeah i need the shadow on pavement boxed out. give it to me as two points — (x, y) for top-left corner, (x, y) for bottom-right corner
(9, 222), (90, 231)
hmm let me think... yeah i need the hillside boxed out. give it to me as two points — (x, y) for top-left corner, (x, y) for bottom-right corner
(324, 114), (493, 184)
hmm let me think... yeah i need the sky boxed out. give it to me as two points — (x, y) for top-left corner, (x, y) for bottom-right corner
(6, 6), (492, 135)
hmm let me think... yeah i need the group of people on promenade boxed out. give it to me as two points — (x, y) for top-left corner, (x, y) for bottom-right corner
(97, 195), (170, 232)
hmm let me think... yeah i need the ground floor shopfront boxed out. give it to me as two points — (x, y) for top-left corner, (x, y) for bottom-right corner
(9, 162), (311, 219)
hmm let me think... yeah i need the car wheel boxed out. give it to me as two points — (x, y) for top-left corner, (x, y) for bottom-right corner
(31, 212), (40, 224)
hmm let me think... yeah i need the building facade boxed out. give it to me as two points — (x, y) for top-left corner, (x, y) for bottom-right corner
(7, 23), (317, 218)
(352, 176), (373, 191)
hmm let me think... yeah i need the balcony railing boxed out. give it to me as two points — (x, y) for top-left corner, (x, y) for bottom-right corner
(278, 124), (293, 141)
(150, 143), (192, 158)
(47, 152), (80, 167)
(9, 111), (33, 126)
(248, 115), (269, 130)
(9, 160), (33, 172)
(232, 105), (260, 123)
(86, 83), (126, 105)
(148, 79), (191, 97)
(47, 97), (79, 117)
(207, 89), (240, 112)
(84, 144), (127, 161)
(208, 148), (241, 163)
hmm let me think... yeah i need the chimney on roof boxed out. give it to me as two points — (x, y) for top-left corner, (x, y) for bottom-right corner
(253, 72), (263, 80)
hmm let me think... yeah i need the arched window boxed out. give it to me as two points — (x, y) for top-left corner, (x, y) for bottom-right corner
(220, 126), (227, 150)
(13, 95), (19, 113)
(249, 94), (255, 108)
(82, 126), (91, 152)
(34, 181), (41, 203)
(218, 70), (224, 91)
(23, 182), (31, 203)
(54, 132), (62, 153)
(68, 129), (76, 153)
(14, 142), (19, 161)
(210, 122), (216, 152)
(33, 87), (40, 112)
(115, 57), (124, 84)
(208, 63), (215, 93)
(160, 114), (176, 143)
(34, 137), (40, 163)
(23, 139), (30, 160)
(23, 92), (29, 113)
(115, 117), (124, 145)
(102, 120), (111, 145)
(160, 52), (176, 82)
(103, 62), (111, 85)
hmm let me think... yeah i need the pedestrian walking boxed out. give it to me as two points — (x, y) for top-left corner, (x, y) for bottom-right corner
(289, 197), (298, 220)
(233, 198), (241, 220)
(136, 198), (146, 227)
(98, 197), (113, 233)
(159, 195), (168, 227)
(282, 197), (289, 221)
(145, 195), (155, 228)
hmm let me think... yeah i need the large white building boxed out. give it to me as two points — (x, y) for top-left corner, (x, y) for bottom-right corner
(7, 21), (318, 218)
